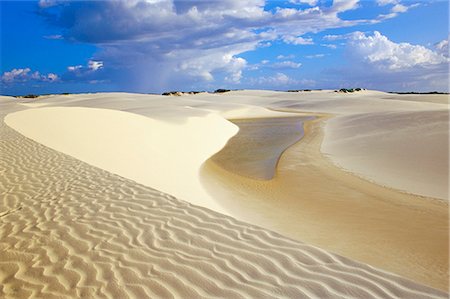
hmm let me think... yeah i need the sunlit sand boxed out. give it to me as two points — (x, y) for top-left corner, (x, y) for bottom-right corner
(1, 90), (448, 297)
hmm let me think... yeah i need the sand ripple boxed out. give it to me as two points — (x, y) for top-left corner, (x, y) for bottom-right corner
(0, 104), (447, 298)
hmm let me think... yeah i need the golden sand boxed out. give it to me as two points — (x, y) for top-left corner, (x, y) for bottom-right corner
(201, 114), (449, 291)
(2, 91), (448, 297)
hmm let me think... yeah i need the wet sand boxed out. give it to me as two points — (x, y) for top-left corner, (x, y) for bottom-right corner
(201, 113), (449, 291)
(210, 116), (311, 180)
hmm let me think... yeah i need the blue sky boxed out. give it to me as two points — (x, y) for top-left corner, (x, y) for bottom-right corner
(1, 0), (448, 95)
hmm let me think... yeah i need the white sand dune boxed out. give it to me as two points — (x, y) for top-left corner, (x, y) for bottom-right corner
(5, 106), (237, 214)
(1, 91), (448, 297)
(5, 93), (298, 213)
(322, 110), (449, 199)
(8, 90), (448, 201)
(198, 90), (449, 200)
(0, 98), (447, 298)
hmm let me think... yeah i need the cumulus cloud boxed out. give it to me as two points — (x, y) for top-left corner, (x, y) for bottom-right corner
(348, 31), (447, 70)
(36, 0), (372, 92)
(435, 35), (449, 58)
(63, 60), (105, 83)
(334, 31), (449, 91)
(1, 68), (58, 84)
(1, 68), (31, 83)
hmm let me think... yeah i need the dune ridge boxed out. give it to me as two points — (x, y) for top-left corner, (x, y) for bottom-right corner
(5, 106), (238, 214)
(0, 102), (447, 298)
(7, 90), (448, 201)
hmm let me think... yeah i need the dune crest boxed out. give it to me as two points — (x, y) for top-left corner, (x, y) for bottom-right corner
(5, 106), (238, 214)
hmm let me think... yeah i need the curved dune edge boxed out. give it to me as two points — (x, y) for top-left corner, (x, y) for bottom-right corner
(209, 116), (308, 180)
(321, 110), (449, 200)
(208, 89), (448, 200)
(1, 103), (447, 298)
(200, 114), (449, 291)
(5, 106), (238, 214)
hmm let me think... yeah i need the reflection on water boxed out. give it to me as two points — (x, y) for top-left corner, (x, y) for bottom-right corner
(210, 116), (311, 180)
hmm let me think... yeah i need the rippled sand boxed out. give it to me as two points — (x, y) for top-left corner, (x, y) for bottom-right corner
(202, 114), (449, 291)
(1, 91), (448, 298)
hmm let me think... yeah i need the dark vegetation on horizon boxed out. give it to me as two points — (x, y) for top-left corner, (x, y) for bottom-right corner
(12, 92), (73, 99)
(388, 91), (449, 95)
(287, 89), (314, 92)
(6, 89), (449, 98)
(214, 89), (231, 93)
(16, 94), (40, 98)
(162, 91), (204, 96)
(335, 88), (363, 93)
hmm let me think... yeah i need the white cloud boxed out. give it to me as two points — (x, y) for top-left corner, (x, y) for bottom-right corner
(321, 43), (338, 49)
(348, 31), (448, 70)
(88, 60), (104, 71)
(250, 72), (315, 88)
(376, 0), (397, 5)
(391, 4), (408, 13)
(61, 60), (107, 84)
(376, 1), (418, 20)
(67, 65), (82, 72)
(282, 35), (314, 45)
(253, 72), (296, 85)
(1, 68), (31, 83)
(289, 0), (318, 6)
(249, 59), (302, 71)
(333, 31), (449, 91)
(435, 35), (449, 58)
(329, 0), (360, 13)
(46, 73), (59, 82)
(38, 0), (372, 91)
(67, 60), (103, 76)
(277, 54), (295, 60)
(1, 68), (58, 84)
(272, 61), (302, 69)
(323, 34), (342, 41)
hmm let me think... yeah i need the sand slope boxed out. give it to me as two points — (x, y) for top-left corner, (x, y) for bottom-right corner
(204, 90), (449, 200)
(322, 110), (449, 199)
(7, 91), (448, 200)
(202, 115), (448, 290)
(5, 106), (238, 214)
(0, 100), (446, 298)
